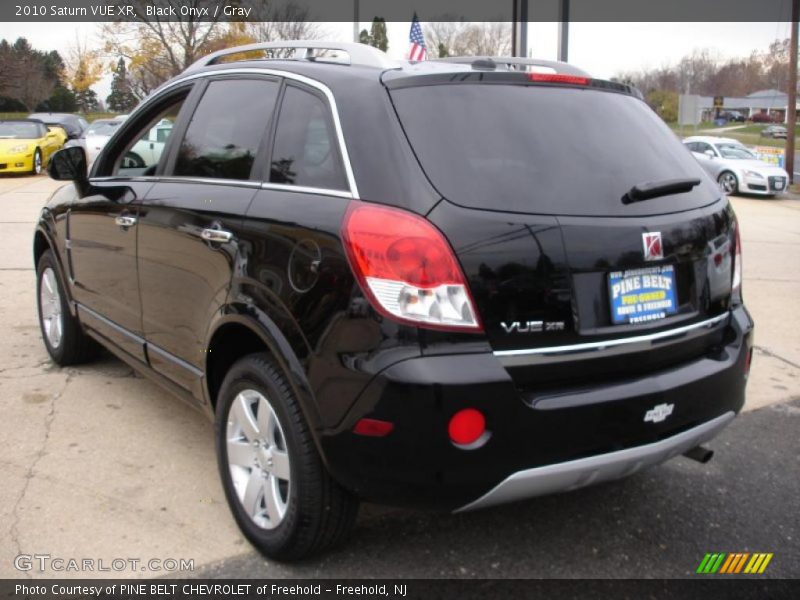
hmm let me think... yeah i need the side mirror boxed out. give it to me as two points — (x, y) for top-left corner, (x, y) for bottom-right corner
(47, 146), (88, 191)
(704, 150), (715, 159)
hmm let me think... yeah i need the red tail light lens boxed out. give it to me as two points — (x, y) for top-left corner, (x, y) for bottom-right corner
(528, 73), (590, 85)
(732, 222), (743, 304)
(341, 202), (482, 332)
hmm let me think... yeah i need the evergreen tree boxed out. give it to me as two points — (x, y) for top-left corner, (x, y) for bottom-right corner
(369, 18), (388, 52)
(106, 58), (138, 113)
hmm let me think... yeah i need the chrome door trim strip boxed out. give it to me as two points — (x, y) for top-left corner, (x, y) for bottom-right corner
(76, 302), (145, 345)
(147, 343), (204, 378)
(493, 313), (729, 361)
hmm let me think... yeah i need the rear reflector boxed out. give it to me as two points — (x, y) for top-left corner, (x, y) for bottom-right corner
(353, 418), (394, 437)
(528, 73), (590, 85)
(341, 201), (482, 332)
(732, 222), (743, 304)
(448, 408), (486, 446)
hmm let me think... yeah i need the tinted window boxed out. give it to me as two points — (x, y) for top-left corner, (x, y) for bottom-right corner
(391, 85), (717, 216)
(114, 97), (186, 177)
(174, 79), (278, 180)
(270, 85), (348, 191)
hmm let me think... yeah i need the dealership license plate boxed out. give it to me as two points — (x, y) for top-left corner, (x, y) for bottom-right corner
(608, 265), (678, 325)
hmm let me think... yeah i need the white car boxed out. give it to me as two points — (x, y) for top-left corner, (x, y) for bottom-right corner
(127, 119), (173, 169)
(683, 136), (789, 196)
(83, 119), (125, 164)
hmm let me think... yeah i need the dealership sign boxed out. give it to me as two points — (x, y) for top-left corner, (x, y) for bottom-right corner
(752, 145), (785, 169)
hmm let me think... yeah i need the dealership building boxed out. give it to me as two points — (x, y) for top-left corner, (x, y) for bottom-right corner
(698, 89), (798, 122)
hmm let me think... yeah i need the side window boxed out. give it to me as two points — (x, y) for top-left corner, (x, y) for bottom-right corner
(270, 85), (348, 192)
(173, 78), (279, 180)
(113, 97), (186, 177)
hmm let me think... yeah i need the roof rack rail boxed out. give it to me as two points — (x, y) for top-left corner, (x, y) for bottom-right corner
(186, 40), (399, 72)
(431, 56), (590, 77)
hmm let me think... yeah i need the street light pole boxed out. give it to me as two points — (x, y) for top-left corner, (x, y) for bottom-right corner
(557, 0), (570, 62)
(786, 3), (798, 184)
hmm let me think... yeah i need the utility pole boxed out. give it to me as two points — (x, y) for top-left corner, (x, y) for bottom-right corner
(786, 2), (798, 184)
(353, 0), (359, 43)
(512, 0), (528, 57)
(557, 0), (570, 62)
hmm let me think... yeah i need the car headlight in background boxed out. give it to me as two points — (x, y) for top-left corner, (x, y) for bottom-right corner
(9, 144), (29, 154)
(742, 170), (765, 179)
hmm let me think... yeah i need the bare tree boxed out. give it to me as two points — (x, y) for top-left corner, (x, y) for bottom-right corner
(424, 21), (512, 58)
(245, 1), (325, 55)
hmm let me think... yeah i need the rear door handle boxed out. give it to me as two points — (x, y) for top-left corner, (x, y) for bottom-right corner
(115, 215), (137, 228)
(200, 228), (233, 243)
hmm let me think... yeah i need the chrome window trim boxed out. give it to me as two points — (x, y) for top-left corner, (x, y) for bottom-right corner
(493, 313), (729, 362)
(260, 182), (352, 199)
(88, 176), (352, 199)
(109, 67), (360, 199)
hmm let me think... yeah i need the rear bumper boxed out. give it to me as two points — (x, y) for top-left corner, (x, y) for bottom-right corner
(320, 306), (753, 510)
(456, 411), (734, 512)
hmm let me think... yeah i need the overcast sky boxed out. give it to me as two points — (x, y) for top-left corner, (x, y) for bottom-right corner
(0, 21), (791, 101)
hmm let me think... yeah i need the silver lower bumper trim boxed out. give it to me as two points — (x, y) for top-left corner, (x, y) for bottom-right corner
(454, 411), (735, 513)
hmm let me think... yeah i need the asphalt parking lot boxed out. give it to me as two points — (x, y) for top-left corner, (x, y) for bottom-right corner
(1, 174), (798, 579)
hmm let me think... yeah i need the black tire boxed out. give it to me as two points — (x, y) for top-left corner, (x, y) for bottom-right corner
(215, 353), (359, 561)
(718, 171), (739, 195)
(31, 148), (43, 175)
(36, 249), (97, 365)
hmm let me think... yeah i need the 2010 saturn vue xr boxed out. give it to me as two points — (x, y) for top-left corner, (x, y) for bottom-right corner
(34, 42), (754, 560)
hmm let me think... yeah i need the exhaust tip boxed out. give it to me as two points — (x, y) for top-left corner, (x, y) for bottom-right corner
(684, 445), (714, 464)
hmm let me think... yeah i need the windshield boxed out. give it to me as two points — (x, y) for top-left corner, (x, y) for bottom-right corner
(87, 121), (121, 136)
(390, 84), (716, 216)
(716, 143), (755, 160)
(0, 121), (42, 139)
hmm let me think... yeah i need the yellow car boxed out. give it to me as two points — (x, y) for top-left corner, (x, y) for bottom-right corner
(0, 119), (64, 175)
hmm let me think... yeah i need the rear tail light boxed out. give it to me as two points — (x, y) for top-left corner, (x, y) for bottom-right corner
(341, 201), (482, 332)
(731, 222), (743, 305)
(528, 73), (590, 85)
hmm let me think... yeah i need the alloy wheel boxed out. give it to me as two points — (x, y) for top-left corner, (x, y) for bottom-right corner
(718, 172), (737, 194)
(226, 389), (291, 529)
(39, 267), (63, 348)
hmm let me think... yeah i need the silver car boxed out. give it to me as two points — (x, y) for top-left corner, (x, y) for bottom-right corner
(683, 136), (789, 196)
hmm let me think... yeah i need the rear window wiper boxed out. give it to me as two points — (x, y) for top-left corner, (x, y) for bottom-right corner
(622, 178), (701, 204)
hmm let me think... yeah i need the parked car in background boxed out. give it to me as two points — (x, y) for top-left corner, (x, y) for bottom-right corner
(37, 42), (754, 560)
(0, 119), (63, 174)
(719, 111), (745, 123)
(66, 118), (125, 165)
(27, 113), (88, 140)
(683, 135), (789, 195)
(749, 112), (780, 123)
(760, 125), (788, 139)
(127, 118), (173, 168)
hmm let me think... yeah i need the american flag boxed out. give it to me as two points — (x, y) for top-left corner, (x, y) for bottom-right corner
(407, 13), (427, 61)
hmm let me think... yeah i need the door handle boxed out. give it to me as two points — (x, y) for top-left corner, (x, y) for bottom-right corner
(200, 228), (233, 243)
(115, 215), (137, 228)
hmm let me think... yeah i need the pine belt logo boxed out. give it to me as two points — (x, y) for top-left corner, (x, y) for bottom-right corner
(696, 552), (774, 574)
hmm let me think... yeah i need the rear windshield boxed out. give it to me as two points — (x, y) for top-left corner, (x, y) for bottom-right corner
(390, 85), (717, 216)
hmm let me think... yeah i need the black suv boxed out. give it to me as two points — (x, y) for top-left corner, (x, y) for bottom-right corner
(35, 42), (753, 560)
